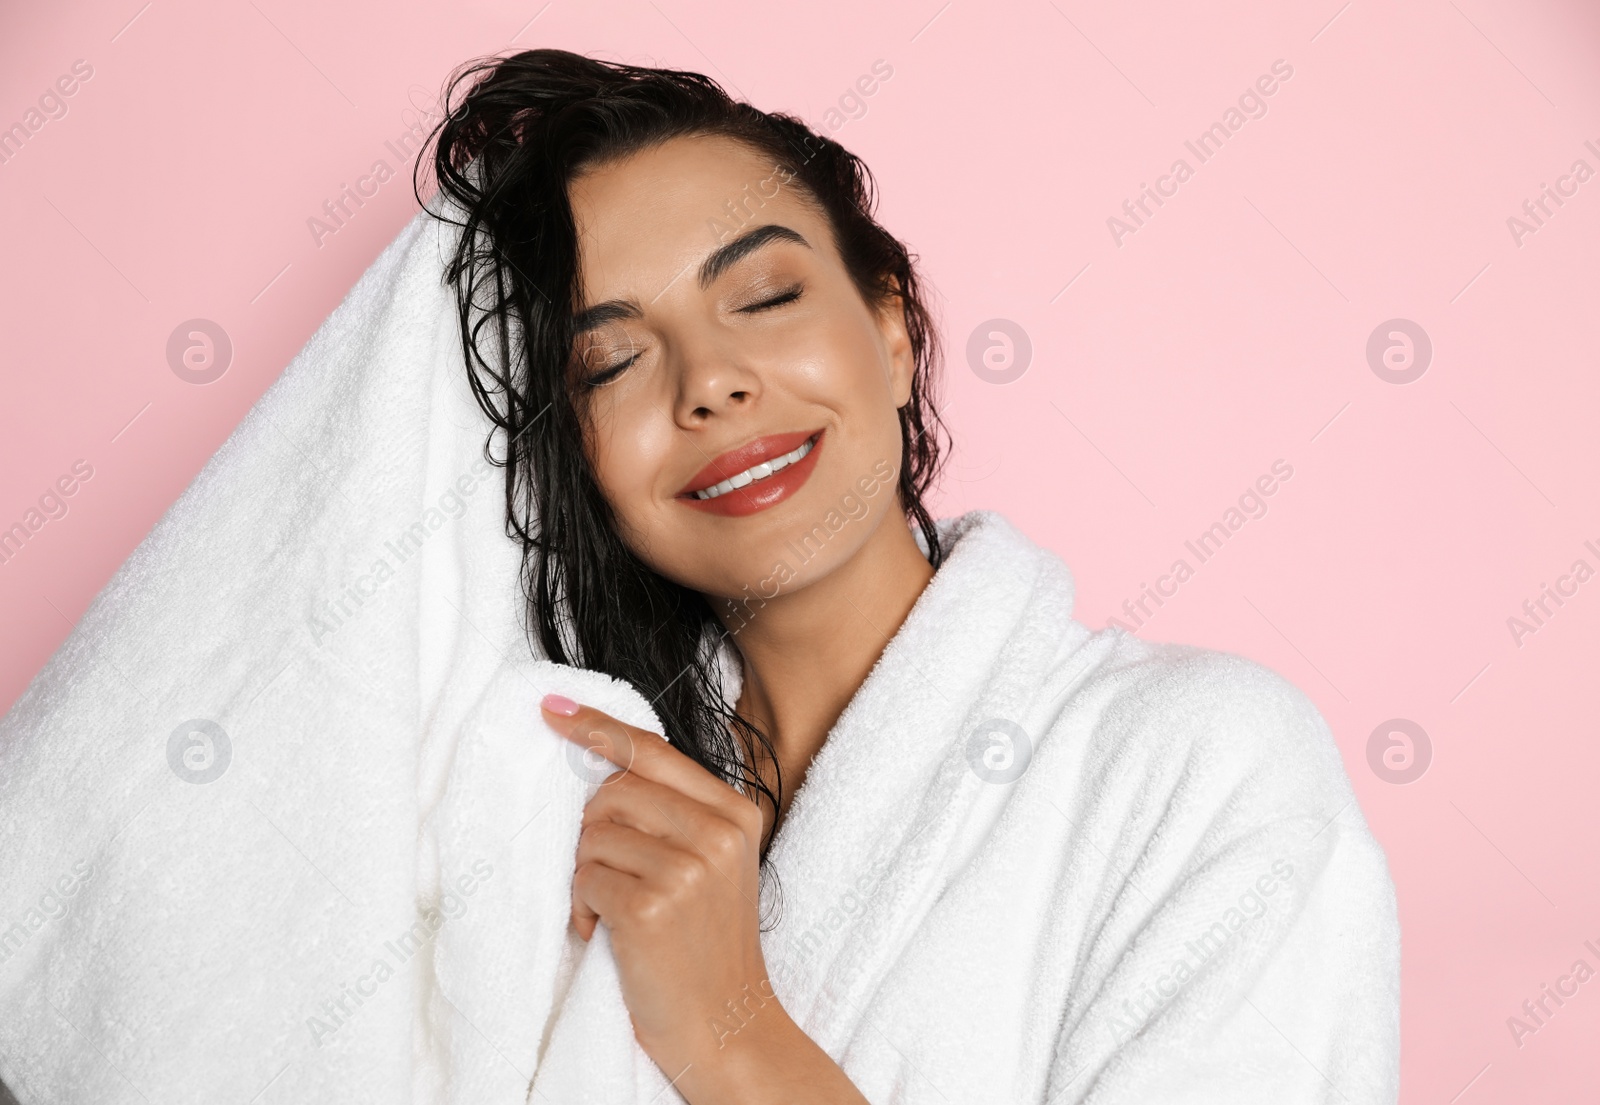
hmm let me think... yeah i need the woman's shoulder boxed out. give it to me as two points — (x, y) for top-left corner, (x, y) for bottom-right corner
(1090, 629), (1328, 742)
(1055, 624), (1358, 813)
(942, 509), (1359, 808)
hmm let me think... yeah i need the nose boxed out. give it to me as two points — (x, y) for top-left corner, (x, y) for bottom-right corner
(671, 334), (762, 427)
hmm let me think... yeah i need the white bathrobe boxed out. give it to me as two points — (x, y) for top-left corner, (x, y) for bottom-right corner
(0, 197), (1398, 1103)
(518, 509), (1402, 1104)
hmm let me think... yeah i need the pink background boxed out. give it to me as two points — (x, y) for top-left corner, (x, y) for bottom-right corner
(3, 0), (1597, 1099)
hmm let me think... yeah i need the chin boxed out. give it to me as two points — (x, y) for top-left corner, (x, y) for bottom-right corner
(697, 517), (873, 626)
(638, 447), (903, 613)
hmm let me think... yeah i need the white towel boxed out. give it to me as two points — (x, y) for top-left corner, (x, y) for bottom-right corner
(0, 195), (659, 1104)
(0, 191), (1400, 1103)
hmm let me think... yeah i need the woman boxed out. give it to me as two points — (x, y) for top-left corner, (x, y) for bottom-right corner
(421, 48), (1401, 1105)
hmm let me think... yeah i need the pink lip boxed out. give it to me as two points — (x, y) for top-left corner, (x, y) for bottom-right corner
(679, 429), (821, 495)
(677, 429), (825, 518)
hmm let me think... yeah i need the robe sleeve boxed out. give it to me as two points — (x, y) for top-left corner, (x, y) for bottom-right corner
(1047, 646), (1401, 1105)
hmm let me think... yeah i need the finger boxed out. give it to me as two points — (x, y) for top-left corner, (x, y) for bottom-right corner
(579, 768), (726, 844)
(575, 818), (683, 881)
(571, 856), (643, 938)
(573, 893), (596, 942)
(540, 694), (737, 809)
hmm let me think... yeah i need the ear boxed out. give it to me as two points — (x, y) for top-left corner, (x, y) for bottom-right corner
(875, 275), (915, 408)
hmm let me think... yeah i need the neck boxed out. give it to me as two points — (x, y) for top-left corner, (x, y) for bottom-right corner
(713, 510), (936, 825)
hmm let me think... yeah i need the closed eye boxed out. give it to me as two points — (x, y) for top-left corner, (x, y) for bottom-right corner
(741, 285), (803, 312)
(582, 285), (801, 387)
(581, 350), (640, 388)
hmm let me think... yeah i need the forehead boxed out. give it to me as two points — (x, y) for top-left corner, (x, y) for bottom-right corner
(568, 133), (819, 298)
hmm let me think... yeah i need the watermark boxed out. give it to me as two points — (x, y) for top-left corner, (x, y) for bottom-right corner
(1107, 459), (1294, 632)
(707, 976), (779, 1050)
(1506, 140), (1599, 248)
(0, 858), (96, 968)
(706, 162), (800, 244)
(308, 453), (495, 647)
(1106, 857), (1297, 1043)
(964, 717), (1032, 783)
(1505, 539), (1598, 648)
(166, 718), (232, 784)
(699, 63), (895, 245)
(0, 59), (94, 169)
(305, 111), (432, 248)
(1366, 718), (1430, 784)
(767, 849), (894, 998)
(786, 60), (899, 171)
(305, 857), (495, 1047)
(167, 318), (233, 384)
(1365, 318), (1431, 384)
(563, 716), (641, 785)
(0, 458), (95, 569)
(966, 319), (1031, 384)
(721, 457), (897, 635)
(1506, 936), (1600, 1048)
(400, 83), (451, 135)
(1107, 59), (1294, 247)
(808, 60), (894, 140)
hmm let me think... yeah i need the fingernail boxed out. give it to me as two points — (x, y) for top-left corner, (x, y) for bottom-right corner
(542, 693), (581, 717)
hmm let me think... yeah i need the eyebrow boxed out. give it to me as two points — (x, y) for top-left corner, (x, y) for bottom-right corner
(569, 223), (811, 334)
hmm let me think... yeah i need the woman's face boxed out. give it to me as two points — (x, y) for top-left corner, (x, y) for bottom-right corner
(565, 133), (915, 609)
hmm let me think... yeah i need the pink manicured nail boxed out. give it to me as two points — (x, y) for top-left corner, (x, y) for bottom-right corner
(542, 693), (581, 716)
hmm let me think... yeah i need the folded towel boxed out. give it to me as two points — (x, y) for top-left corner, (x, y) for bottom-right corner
(0, 192), (1399, 1103)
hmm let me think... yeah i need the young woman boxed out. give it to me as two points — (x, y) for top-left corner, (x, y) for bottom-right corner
(422, 49), (1401, 1104)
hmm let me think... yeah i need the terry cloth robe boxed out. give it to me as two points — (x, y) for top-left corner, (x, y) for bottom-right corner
(515, 509), (1402, 1103)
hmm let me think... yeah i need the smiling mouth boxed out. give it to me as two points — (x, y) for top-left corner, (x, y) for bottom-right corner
(688, 434), (819, 501)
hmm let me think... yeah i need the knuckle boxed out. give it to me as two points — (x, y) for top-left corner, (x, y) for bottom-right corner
(626, 889), (668, 928)
(572, 860), (599, 892)
(733, 799), (764, 837)
(664, 852), (705, 889)
(581, 791), (616, 822)
(716, 787), (758, 826)
(576, 819), (610, 850)
(701, 816), (748, 862)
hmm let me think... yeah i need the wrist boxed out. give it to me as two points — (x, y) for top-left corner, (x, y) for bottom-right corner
(678, 996), (806, 1105)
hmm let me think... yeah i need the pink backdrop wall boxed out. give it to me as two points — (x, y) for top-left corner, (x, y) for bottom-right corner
(3, 0), (1597, 1099)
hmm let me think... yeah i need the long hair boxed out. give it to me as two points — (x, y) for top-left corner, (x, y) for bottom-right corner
(412, 48), (949, 896)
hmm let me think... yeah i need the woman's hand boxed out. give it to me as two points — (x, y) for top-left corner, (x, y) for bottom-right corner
(539, 693), (869, 1104)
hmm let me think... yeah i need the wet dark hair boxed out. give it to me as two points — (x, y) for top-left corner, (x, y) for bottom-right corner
(413, 48), (948, 889)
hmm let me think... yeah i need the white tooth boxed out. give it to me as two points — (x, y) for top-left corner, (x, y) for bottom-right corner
(693, 437), (816, 502)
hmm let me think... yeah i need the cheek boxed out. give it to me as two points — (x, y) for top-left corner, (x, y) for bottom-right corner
(587, 401), (675, 528)
(781, 313), (887, 405)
